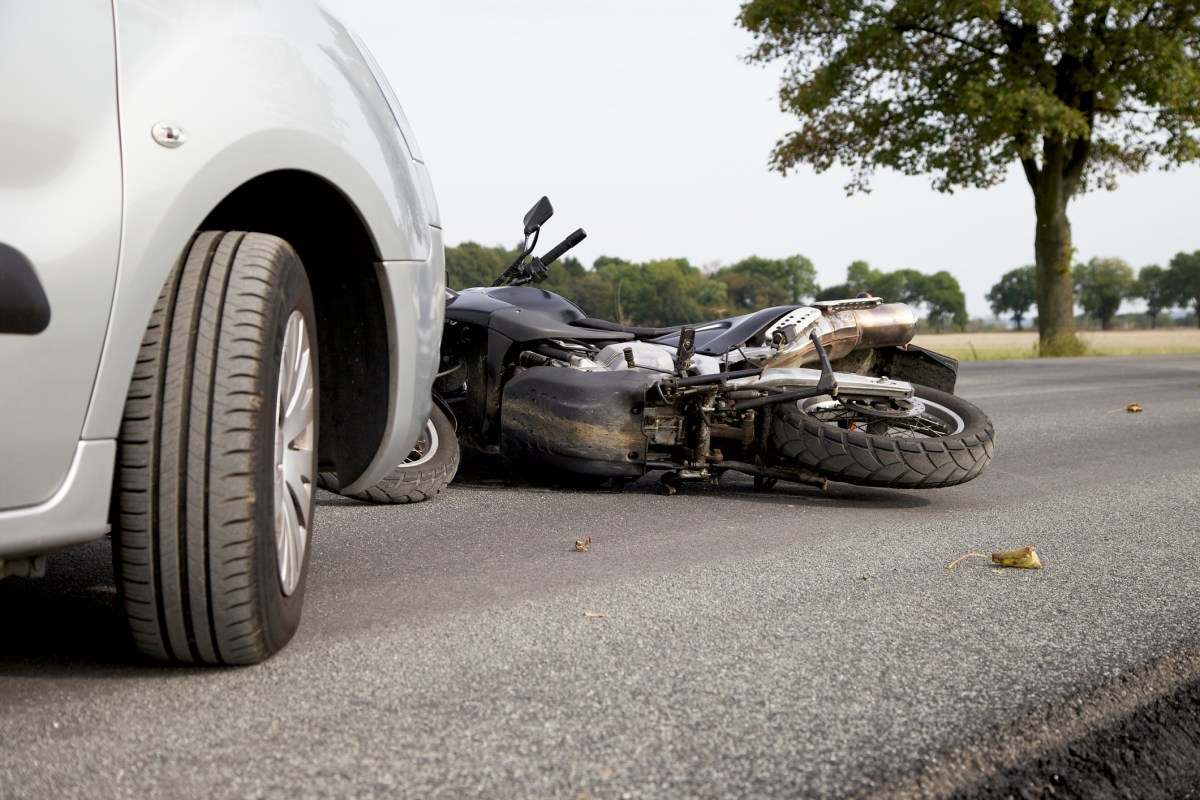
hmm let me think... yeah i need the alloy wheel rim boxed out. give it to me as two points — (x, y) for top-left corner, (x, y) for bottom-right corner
(274, 310), (314, 597)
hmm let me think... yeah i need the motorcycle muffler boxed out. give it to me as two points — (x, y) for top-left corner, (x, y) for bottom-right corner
(764, 299), (917, 369)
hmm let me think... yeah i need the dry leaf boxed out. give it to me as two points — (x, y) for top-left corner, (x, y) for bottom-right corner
(582, 610), (607, 618)
(574, 536), (591, 552)
(1126, 402), (1142, 413)
(948, 546), (1045, 570)
(990, 546), (1044, 569)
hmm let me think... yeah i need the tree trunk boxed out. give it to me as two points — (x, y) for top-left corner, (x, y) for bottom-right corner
(1032, 168), (1082, 356)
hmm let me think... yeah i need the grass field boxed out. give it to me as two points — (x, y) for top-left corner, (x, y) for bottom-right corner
(909, 329), (1200, 361)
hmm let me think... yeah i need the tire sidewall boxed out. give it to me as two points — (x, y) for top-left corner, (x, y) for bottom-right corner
(251, 242), (318, 655)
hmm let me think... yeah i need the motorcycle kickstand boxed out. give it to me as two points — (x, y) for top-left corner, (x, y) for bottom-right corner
(660, 471), (682, 496)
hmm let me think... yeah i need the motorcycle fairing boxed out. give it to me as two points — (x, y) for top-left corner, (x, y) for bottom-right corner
(448, 286), (634, 343)
(501, 367), (650, 477)
(444, 287), (634, 442)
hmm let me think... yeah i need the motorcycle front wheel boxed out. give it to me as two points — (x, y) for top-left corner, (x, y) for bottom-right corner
(769, 384), (994, 489)
(317, 404), (460, 503)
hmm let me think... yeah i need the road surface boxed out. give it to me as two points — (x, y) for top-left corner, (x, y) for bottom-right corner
(2, 354), (1198, 798)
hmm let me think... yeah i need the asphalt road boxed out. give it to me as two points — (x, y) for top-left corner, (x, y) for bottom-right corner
(2, 354), (1198, 799)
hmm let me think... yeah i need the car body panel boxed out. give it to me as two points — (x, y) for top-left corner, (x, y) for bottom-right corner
(0, 0), (123, 509)
(84, 0), (436, 441)
(1, 0), (443, 557)
(0, 442), (116, 561)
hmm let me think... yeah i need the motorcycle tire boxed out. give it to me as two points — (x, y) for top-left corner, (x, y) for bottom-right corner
(317, 405), (459, 503)
(769, 384), (994, 489)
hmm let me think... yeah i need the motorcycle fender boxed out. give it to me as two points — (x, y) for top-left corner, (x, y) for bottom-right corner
(875, 345), (959, 394)
(501, 367), (650, 478)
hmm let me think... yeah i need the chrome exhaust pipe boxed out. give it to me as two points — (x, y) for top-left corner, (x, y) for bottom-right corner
(765, 300), (917, 369)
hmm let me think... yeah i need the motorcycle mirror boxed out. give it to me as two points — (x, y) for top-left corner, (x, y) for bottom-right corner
(523, 196), (554, 235)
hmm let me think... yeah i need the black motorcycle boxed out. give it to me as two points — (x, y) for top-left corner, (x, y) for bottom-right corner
(321, 197), (994, 501)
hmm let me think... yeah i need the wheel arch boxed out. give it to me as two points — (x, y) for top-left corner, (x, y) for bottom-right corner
(200, 170), (389, 482)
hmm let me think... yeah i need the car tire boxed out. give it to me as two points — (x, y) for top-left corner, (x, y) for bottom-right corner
(113, 231), (318, 665)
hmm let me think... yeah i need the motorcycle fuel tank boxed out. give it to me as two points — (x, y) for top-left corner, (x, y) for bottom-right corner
(501, 367), (650, 477)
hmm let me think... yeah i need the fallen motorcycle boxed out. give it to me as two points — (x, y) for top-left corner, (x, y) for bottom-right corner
(322, 197), (994, 501)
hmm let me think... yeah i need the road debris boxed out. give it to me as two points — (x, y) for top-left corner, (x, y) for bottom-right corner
(582, 610), (607, 618)
(574, 536), (591, 552)
(1108, 402), (1145, 413)
(947, 546), (1045, 570)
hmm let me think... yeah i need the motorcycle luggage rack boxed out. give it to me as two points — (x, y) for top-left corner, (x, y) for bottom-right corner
(811, 297), (884, 312)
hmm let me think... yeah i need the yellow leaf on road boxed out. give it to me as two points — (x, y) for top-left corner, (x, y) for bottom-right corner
(990, 546), (1044, 569)
(948, 545), (1045, 570)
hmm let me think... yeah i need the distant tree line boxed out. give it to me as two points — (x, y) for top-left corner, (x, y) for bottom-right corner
(987, 251), (1200, 331)
(446, 243), (968, 330)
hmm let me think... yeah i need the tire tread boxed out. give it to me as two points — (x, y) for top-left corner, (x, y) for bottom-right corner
(770, 385), (994, 489)
(114, 231), (315, 665)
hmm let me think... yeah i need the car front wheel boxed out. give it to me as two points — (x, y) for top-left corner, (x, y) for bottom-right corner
(114, 231), (318, 665)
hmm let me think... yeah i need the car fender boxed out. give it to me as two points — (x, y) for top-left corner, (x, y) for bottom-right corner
(83, 0), (442, 489)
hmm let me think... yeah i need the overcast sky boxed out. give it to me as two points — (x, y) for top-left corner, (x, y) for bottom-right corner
(333, 0), (1200, 319)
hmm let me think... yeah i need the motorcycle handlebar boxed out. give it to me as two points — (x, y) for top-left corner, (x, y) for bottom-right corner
(540, 228), (587, 267)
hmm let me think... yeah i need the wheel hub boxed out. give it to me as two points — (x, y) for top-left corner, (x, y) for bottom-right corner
(273, 310), (314, 597)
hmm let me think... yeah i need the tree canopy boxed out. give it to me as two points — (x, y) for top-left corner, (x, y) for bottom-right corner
(1136, 264), (1172, 327)
(715, 255), (819, 306)
(986, 266), (1038, 330)
(738, 0), (1200, 354)
(445, 241), (514, 290)
(1074, 256), (1137, 330)
(1168, 250), (1200, 325)
(442, 244), (971, 331)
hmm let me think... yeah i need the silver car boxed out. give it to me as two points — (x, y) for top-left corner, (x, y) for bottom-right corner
(0, 0), (444, 664)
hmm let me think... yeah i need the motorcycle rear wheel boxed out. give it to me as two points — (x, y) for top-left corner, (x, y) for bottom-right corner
(770, 384), (994, 489)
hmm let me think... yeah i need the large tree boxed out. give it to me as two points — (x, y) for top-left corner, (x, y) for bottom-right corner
(986, 265), (1038, 330)
(738, 1), (1200, 355)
